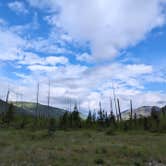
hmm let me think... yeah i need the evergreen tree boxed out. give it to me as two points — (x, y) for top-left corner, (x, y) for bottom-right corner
(143, 117), (149, 130)
(86, 110), (93, 127)
(161, 106), (166, 116)
(110, 111), (116, 126)
(134, 113), (137, 128)
(72, 104), (81, 128)
(97, 102), (104, 126)
(92, 110), (96, 122)
(48, 118), (56, 135)
(151, 106), (160, 129)
(5, 103), (15, 125)
(60, 112), (69, 129)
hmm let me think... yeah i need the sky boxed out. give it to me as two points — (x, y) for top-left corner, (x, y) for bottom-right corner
(0, 0), (166, 114)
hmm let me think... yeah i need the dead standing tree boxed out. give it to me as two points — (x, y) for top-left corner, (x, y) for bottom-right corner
(112, 85), (119, 122)
(47, 80), (51, 118)
(130, 99), (133, 120)
(6, 89), (10, 103)
(117, 98), (122, 121)
(35, 82), (40, 119)
(130, 99), (133, 129)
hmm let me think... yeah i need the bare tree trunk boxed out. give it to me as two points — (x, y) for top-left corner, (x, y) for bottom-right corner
(35, 83), (39, 118)
(69, 98), (72, 112)
(112, 86), (118, 121)
(47, 80), (51, 118)
(130, 99), (133, 120)
(110, 97), (113, 114)
(6, 90), (10, 103)
(117, 98), (122, 121)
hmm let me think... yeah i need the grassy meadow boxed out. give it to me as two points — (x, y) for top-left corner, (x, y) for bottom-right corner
(0, 128), (166, 166)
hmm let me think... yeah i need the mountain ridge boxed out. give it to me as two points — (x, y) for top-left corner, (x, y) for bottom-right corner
(0, 100), (66, 118)
(121, 106), (160, 120)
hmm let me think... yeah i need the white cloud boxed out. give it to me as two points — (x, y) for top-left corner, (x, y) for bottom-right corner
(18, 51), (69, 66)
(0, 28), (25, 61)
(27, 0), (58, 11)
(76, 53), (93, 62)
(0, 18), (7, 25)
(45, 56), (68, 65)
(28, 0), (166, 60)
(0, 0), (166, 114)
(125, 64), (152, 75)
(26, 37), (69, 54)
(1, 59), (165, 113)
(27, 65), (57, 72)
(8, 1), (28, 14)
(57, 0), (165, 60)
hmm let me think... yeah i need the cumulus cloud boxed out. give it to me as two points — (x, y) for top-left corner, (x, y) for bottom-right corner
(8, 1), (28, 14)
(0, 1), (165, 114)
(18, 52), (69, 66)
(0, 23), (69, 62)
(3, 61), (165, 111)
(28, 0), (166, 60)
(26, 37), (69, 54)
(27, 0), (58, 11)
(0, 28), (25, 61)
(58, 0), (166, 60)
(76, 53), (93, 63)
(0, 18), (6, 25)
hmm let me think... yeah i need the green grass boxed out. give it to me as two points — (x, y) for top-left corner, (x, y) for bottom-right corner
(0, 128), (166, 165)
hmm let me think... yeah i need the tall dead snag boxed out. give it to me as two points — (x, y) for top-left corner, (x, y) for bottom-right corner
(110, 97), (113, 114)
(117, 98), (122, 121)
(112, 85), (118, 121)
(69, 98), (72, 112)
(5, 89), (10, 113)
(47, 80), (51, 118)
(6, 89), (10, 103)
(35, 82), (40, 118)
(130, 99), (133, 120)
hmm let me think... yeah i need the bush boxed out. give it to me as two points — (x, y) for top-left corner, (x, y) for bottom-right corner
(48, 118), (56, 136)
(4, 104), (15, 125)
(94, 158), (105, 165)
(105, 128), (115, 135)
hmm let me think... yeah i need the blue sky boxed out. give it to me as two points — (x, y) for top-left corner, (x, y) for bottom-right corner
(0, 0), (166, 113)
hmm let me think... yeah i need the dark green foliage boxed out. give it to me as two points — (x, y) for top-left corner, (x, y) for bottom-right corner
(151, 106), (160, 129)
(86, 110), (93, 127)
(0, 99), (165, 134)
(72, 104), (81, 128)
(48, 118), (56, 135)
(123, 121), (129, 131)
(134, 113), (137, 128)
(110, 111), (116, 126)
(59, 104), (81, 129)
(143, 117), (149, 130)
(94, 158), (105, 165)
(4, 103), (15, 125)
(105, 127), (116, 135)
(92, 110), (96, 122)
(19, 117), (28, 129)
(161, 106), (166, 116)
(60, 112), (69, 129)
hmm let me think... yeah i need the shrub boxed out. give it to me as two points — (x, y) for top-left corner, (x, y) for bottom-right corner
(48, 118), (56, 136)
(105, 127), (115, 135)
(94, 158), (105, 165)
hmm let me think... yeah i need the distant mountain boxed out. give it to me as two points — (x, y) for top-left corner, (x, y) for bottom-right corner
(121, 106), (160, 120)
(0, 99), (32, 116)
(0, 100), (66, 118)
(12, 101), (66, 118)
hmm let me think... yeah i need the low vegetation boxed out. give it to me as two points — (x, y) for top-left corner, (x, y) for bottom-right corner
(0, 102), (166, 165)
(0, 129), (166, 165)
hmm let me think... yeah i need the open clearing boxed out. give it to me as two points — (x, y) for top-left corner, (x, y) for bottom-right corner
(0, 129), (166, 166)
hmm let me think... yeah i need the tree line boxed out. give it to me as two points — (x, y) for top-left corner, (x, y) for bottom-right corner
(0, 101), (166, 135)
